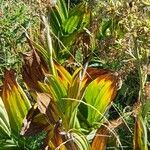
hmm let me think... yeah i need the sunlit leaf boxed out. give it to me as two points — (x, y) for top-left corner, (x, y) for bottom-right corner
(1, 70), (31, 134)
(54, 61), (72, 88)
(133, 115), (148, 150)
(84, 69), (120, 124)
(0, 97), (10, 137)
(92, 118), (123, 150)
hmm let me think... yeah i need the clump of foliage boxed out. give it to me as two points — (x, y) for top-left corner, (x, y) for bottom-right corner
(0, 0), (36, 81)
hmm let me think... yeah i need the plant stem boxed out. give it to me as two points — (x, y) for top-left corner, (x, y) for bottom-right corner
(42, 16), (57, 76)
(134, 37), (145, 103)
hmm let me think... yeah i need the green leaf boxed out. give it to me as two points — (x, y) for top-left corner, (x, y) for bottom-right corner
(84, 72), (119, 125)
(133, 115), (148, 150)
(101, 20), (112, 37)
(142, 100), (150, 118)
(49, 0), (68, 35)
(0, 139), (18, 150)
(57, 0), (68, 21)
(71, 130), (90, 150)
(0, 97), (10, 137)
(2, 70), (31, 135)
(62, 2), (88, 34)
(63, 15), (80, 34)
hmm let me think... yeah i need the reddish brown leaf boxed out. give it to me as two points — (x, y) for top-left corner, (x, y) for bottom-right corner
(85, 68), (121, 89)
(92, 126), (109, 150)
(21, 92), (63, 137)
(52, 120), (66, 150)
(36, 93), (61, 124)
(22, 50), (49, 91)
(2, 70), (17, 90)
(83, 68), (110, 84)
(92, 118), (123, 150)
(21, 105), (49, 136)
(43, 120), (78, 150)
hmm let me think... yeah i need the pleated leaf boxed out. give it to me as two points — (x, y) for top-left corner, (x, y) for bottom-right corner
(0, 97), (10, 137)
(133, 115), (148, 150)
(2, 70), (31, 134)
(84, 71), (119, 124)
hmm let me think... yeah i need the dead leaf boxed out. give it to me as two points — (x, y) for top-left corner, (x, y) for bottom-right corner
(92, 118), (123, 150)
(22, 50), (49, 91)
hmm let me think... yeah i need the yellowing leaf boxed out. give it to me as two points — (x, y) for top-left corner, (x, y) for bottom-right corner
(133, 115), (148, 150)
(2, 70), (31, 134)
(84, 70), (120, 124)
(92, 126), (109, 150)
(0, 97), (10, 137)
(54, 61), (72, 88)
(92, 118), (123, 150)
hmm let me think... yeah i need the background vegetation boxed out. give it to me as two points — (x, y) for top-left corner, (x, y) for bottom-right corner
(0, 0), (150, 149)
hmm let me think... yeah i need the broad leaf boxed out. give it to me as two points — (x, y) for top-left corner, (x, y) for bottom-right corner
(44, 126), (90, 150)
(36, 93), (63, 125)
(0, 97), (10, 137)
(92, 125), (109, 150)
(2, 70), (31, 135)
(54, 61), (72, 88)
(84, 69), (120, 124)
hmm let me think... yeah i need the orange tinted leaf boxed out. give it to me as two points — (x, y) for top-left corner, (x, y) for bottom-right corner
(92, 118), (123, 150)
(133, 115), (148, 150)
(92, 126), (109, 150)
(54, 61), (72, 88)
(85, 71), (120, 124)
(2, 70), (31, 134)
(83, 68), (110, 85)
(43, 120), (78, 150)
